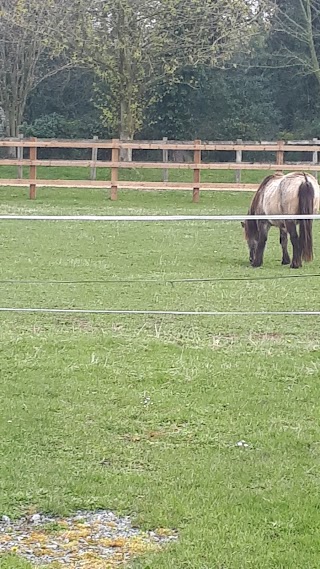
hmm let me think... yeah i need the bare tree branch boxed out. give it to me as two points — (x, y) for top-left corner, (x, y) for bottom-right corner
(260, 0), (320, 88)
(0, 0), (89, 138)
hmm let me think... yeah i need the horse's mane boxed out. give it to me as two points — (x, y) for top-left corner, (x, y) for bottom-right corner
(284, 171), (306, 179)
(245, 173), (283, 240)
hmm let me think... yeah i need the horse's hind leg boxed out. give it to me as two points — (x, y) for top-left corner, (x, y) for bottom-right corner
(252, 222), (270, 267)
(280, 228), (290, 265)
(286, 221), (302, 268)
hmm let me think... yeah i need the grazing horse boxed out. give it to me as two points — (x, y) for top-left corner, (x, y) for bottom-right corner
(242, 172), (320, 268)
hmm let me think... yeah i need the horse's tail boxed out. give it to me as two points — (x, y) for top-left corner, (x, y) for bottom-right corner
(298, 174), (315, 262)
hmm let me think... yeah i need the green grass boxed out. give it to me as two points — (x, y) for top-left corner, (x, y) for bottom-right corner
(1, 187), (320, 568)
(0, 164), (276, 184)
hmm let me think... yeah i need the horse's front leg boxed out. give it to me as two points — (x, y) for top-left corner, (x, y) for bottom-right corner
(280, 227), (290, 265)
(252, 222), (270, 267)
(286, 221), (302, 268)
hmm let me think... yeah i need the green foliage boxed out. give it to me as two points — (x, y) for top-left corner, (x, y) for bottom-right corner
(21, 113), (106, 140)
(5, 0), (320, 144)
(143, 67), (282, 140)
(83, 0), (268, 139)
(262, 0), (320, 137)
(21, 114), (70, 138)
(206, 71), (282, 140)
(0, 0), (89, 136)
(142, 69), (198, 139)
(23, 68), (110, 141)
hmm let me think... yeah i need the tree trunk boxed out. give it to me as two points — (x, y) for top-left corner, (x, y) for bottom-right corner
(4, 102), (24, 157)
(119, 99), (133, 162)
(5, 110), (20, 158)
(304, 0), (320, 91)
(0, 106), (5, 137)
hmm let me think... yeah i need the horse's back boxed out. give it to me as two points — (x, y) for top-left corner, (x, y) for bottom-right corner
(280, 173), (320, 215)
(260, 176), (284, 221)
(261, 173), (320, 221)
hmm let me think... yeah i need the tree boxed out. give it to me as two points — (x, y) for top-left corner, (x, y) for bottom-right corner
(268, 0), (320, 89)
(0, 0), (87, 140)
(23, 68), (107, 140)
(143, 66), (282, 141)
(83, 0), (268, 157)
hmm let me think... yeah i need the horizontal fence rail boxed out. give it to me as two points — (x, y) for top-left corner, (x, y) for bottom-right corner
(0, 180), (259, 192)
(3, 161), (320, 170)
(1, 136), (320, 201)
(1, 138), (320, 151)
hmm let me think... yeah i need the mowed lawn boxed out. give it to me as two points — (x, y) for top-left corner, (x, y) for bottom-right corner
(1, 187), (320, 568)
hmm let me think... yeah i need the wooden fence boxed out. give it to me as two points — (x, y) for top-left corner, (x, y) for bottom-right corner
(1, 137), (320, 201)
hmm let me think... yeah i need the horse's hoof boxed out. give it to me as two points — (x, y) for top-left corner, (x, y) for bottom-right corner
(251, 262), (262, 268)
(282, 259), (290, 265)
(290, 262), (301, 269)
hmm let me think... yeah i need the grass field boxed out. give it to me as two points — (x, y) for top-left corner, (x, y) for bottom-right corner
(0, 164), (275, 184)
(1, 186), (320, 568)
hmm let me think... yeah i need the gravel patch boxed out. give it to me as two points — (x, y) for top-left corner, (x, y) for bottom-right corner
(0, 510), (177, 567)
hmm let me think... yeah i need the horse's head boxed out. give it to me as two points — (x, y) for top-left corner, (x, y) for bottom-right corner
(241, 174), (278, 266)
(241, 218), (258, 265)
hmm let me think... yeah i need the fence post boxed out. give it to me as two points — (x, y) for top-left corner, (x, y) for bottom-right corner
(193, 139), (201, 203)
(29, 137), (37, 200)
(312, 138), (318, 181)
(162, 136), (169, 182)
(235, 139), (242, 184)
(90, 135), (98, 181)
(276, 140), (284, 173)
(17, 133), (23, 179)
(111, 139), (119, 200)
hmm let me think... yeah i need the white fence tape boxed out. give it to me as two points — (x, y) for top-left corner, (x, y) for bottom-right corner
(0, 308), (319, 316)
(0, 214), (320, 221)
